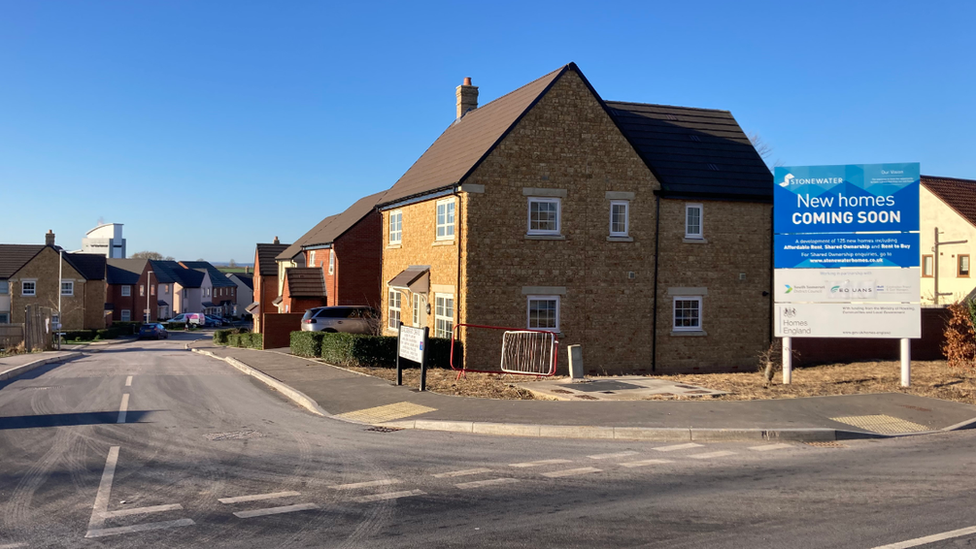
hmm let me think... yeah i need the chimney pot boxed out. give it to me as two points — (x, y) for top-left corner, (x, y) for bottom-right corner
(456, 77), (479, 120)
(273, 236), (280, 244)
(45, 230), (55, 246)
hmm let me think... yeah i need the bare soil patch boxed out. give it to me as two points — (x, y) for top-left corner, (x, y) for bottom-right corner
(340, 360), (976, 405)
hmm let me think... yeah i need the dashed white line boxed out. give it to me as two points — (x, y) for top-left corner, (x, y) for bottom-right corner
(432, 468), (492, 478)
(117, 394), (129, 424)
(233, 503), (319, 519)
(125, 375), (133, 387)
(455, 478), (520, 489)
(219, 491), (301, 504)
(329, 479), (400, 490)
(652, 443), (703, 452)
(349, 490), (425, 503)
(542, 467), (602, 478)
(85, 518), (195, 538)
(689, 451), (738, 459)
(88, 446), (119, 531)
(103, 504), (182, 518)
(748, 443), (793, 452)
(510, 459), (573, 468)
(871, 525), (976, 549)
(587, 451), (639, 460)
(621, 459), (674, 468)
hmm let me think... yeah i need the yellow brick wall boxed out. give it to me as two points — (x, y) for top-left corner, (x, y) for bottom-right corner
(8, 247), (98, 330)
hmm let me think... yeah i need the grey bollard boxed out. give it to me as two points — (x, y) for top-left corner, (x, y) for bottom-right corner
(568, 345), (584, 380)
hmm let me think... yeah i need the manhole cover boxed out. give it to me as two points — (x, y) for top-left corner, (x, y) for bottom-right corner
(571, 381), (645, 393)
(204, 430), (262, 441)
(365, 426), (403, 433)
(805, 441), (846, 448)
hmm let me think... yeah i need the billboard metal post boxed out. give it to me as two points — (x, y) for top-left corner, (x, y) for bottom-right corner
(783, 336), (792, 384)
(420, 326), (429, 392)
(395, 322), (403, 386)
(901, 338), (911, 387)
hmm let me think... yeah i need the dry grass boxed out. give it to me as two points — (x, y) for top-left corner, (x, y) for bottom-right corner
(340, 360), (976, 406)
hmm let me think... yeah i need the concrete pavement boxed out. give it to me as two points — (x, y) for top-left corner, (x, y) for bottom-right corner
(189, 342), (976, 442)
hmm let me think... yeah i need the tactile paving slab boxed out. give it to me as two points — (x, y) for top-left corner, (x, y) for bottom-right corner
(829, 414), (930, 435)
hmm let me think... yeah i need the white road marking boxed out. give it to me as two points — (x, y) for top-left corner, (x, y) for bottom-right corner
(432, 468), (492, 478)
(85, 519), (195, 538)
(455, 478), (520, 489)
(689, 451), (738, 459)
(117, 394), (129, 424)
(621, 459), (674, 468)
(233, 503), (319, 519)
(103, 504), (182, 518)
(219, 491), (301, 504)
(587, 451), (639, 460)
(871, 525), (976, 548)
(125, 375), (133, 387)
(0, 543), (28, 548)
(509, 459), (573, 468)
(652, 443), (703, 452)
(349, 490), (425, 503)
(749, 443), (793, 452)
(88, 446), (120, 530)
(542, 467), (602, 478)
(329, 479), (400, 490)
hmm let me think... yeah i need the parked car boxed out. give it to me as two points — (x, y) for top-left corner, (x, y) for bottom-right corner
(301, 306), (378, 334)
(204, 315), (228, 327)
(169, 312), (205, 326)
(138, 323), (169, 340)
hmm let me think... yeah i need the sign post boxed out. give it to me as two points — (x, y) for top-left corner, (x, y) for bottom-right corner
(773, 163), (921, 384)
(396, 323), (429, 391)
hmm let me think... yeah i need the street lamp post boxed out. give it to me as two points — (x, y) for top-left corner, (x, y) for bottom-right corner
(146, 271), (153, 323)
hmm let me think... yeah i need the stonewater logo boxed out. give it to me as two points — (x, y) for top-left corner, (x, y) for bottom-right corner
(779, 173), (795, 187)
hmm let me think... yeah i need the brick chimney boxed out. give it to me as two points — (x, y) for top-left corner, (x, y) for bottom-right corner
(273, 236), (280, 244)
(456, 77), (478, 120)
(45, 230), (55, 246)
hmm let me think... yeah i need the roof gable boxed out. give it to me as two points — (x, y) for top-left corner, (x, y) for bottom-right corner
(106, 258), (148, 285)
(0, 245), (45, 279)
(922, 175), (976, 227)
(284, 267), (326, 297)
(379, 65), (570, 206)
(180, 261), (237, 287)
(255, 243), (290, 276)
(277, 215), (340, 261)
(279, 190), (388, 260)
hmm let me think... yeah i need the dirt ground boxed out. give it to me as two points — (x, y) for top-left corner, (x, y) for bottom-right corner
(341, 360), (976, 406)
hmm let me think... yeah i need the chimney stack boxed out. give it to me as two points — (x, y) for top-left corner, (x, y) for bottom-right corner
(273, 236), (280, 244)
(45, 230), (55, 247)
(456, 77), (478, 120)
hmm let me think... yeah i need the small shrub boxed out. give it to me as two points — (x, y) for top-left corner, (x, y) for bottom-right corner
(164, 322), (186, 331)
(227, 333), (242, 347)
(943, 301), (976, 368)
(320, 333), (358, 365)
(63, 330), (96, 342)
(243, 333), (262, 349)
(95, 328), (122, 340)
(316, 333), (461, 369)
(291, 331), (325, 357)
(111, 321), (144, 335)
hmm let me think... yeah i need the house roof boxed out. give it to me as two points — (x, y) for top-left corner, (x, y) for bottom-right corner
(180, 261), (237, 287)
(150, 260), (204, 288)
(230, 272), (254, 290)
(379, 65), (568, 206)
(0, 245), (45, 279)
(922, 175), (976, 227)
(278, 191), (388, 261)
(284, 267), (327, 298)
(604, 102), (773, 201)
(106, 258), (148, 285)
(256, 243), (290, 276)
(64, 253), (106, 281)
(277, 215), (340, 261)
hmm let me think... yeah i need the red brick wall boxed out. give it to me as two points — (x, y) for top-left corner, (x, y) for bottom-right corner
(334, 210), (382, 310)
(262, 312), (304, 349)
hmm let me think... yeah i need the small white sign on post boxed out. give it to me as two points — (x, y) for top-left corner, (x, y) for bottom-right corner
(398, 325), (426, 363)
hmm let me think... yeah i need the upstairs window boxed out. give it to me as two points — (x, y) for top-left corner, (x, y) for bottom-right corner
(959, 255), (970, 277)
(0, 281), (8, 294)
(61, 281), (74, 296)
(121, 285), (131, 297)
(528, 198), (561, 236)
(685, 203), (703, 239)
(140, 285), (145, 297)
(922, 255), (933, 277)
(22, 281), (36, 296)
(329, 250), (335, 275)
(436, 199), (456, 240)
(389, 211), (402, 245)
(309, 251), (316, 265)
(610, 201), (629, 237)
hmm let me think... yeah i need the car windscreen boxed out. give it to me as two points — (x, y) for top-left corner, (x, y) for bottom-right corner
(302, 309), (323, 320)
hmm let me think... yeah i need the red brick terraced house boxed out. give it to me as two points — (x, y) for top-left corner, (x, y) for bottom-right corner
(106, 258), (159, 322)
(250, 238), (290, 333)
(376, 63), (773, 375)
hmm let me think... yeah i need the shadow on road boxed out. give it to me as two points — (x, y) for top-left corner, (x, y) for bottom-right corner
(0, 410), (156, 429)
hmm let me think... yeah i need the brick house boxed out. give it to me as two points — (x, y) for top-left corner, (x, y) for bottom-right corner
(276, 191), (386, 314)
(250, 239), (289, 332)
(226, 272), (253, 318)
(106, 258), (158, 322)
(377, 63), (772, 374)
(918, 175), (976, 305)
(0, 231), (107, 330)
(180, 261), (237, 317)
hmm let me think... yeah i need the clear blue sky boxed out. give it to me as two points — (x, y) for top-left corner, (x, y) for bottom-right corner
(2, 1), (973, 263)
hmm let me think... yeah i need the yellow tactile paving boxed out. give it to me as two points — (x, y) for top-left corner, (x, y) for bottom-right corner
(829, 414), (930, 435)
(336, 402), (437, 424)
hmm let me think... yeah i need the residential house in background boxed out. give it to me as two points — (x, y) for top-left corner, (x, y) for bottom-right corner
(919, 175), (976, 304)
(377, 63), (772, 374)
(180, 261), (237, 317)
(150, 260), (206, 317)
(0, 231), (107, 330)
(106, 258), (159, 322)
(251, 238), (290, 333)
(226, 272), (253, 317)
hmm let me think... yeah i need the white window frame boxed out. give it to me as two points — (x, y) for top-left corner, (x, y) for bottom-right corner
(412, 293), (426, 328)
(609, 200), (629, 237)
(121, 285), (131, 297)
(61, 281), (74, 296)
(22, 280), (36, 297)
(328, 250), (335, 275)
(526, 295), (560, 332)
(389, 210), (403, 245)
(434, 294), (454, 338)
(527, 197), (561, 236)
(435, 198), (456, 241)
(309, 251), (316, 266)
(121, 309), (131, 322)
(388, 290), (402, 330)
(685, 203), (703, 239)
(672, 296), (703, 332)
(0, 280), (8, 295)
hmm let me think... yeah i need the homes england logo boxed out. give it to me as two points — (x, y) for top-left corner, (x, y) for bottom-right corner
(783, 307), (797, 318)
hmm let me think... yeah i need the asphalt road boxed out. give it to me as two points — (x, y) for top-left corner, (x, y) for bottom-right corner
(2, 334), (976, 548)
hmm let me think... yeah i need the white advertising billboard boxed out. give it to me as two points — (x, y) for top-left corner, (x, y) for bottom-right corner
(774, 303), (921, 339)
(773, 268), (920, 304)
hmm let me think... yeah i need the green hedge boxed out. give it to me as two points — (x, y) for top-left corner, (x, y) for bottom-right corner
(290, 331), (326, 357)
(308, 332), (461, 369)
(63, 330), (96, 341)
(95, 327), (123, 340)
(111, 321), (144, 335)
(214, 327), (249, 345)
(164, 322), (186, 331)
(225, 332), (262, 349)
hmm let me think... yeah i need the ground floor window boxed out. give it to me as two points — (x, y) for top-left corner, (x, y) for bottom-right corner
(0, 312), (8, 323)
(434, 294), (454, 338)
(527, 295), (559, 332)
(673, 296), (702, 331)
(121, 309), (131, 322)
(388, 290), (401, 329)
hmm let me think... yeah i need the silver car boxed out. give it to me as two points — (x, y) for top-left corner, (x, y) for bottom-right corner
(300, 306), (378, 334)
